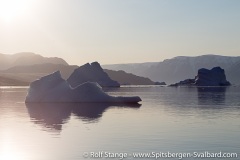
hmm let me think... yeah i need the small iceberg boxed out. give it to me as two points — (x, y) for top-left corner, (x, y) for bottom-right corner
(25, 71), (141, 103)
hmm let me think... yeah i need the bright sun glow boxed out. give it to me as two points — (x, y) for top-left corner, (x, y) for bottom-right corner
(0, 0), (33, 23)
(0, 134), (25, 160)
(0, 146), (24, 160)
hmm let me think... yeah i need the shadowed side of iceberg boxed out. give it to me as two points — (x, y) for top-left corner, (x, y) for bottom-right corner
(25, 71), (141, 103)
(67, 62), (120, 88)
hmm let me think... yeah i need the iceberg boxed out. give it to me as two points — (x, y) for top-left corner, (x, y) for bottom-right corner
(67, 62), (120, 88)
(195, 67), (231, 86)
(169, 67), (231, 87)
(25, 71), (141, 103)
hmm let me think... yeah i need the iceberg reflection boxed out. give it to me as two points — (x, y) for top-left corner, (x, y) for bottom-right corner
(26, 103), (141, 132)
(197, 87), (227, 106)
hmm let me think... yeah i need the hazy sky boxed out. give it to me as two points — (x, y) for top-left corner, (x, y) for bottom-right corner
(0, 0), (240, 65)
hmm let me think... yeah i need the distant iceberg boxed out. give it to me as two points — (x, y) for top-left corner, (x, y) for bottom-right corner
(25, 71), (141, 103)
(170, 67), (231, 87)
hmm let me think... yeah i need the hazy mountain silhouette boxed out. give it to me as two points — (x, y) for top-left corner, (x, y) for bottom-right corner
(226, 60), (240, 85)
(0, 52), (68, 70)
(1, 62), (158, 86)
(104, 69), (155, 85)
(3, 63), (78, 80)
(1, 53), (239, 86)
(103, 55), (240, 85)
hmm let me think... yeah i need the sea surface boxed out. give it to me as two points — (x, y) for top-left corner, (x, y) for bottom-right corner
(0, 86), (239, 160)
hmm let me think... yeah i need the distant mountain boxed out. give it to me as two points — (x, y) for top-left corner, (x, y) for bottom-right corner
(3, 63), (78, 80)
(0, 52), (68, 70)
(0, 62), (160, 86)
(103, 55), (240, 85)
(0, 76), (29, 86)
(104, 69), (155, 85)
(2, 53), (238, 86)
(0, 63), (77, 86)
(226, 60), (240, 85)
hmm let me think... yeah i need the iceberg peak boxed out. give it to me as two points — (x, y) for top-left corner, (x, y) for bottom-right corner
(67, 61), (120, 88)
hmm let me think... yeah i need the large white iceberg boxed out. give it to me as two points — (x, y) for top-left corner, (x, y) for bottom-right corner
(25, 71), (141, 103)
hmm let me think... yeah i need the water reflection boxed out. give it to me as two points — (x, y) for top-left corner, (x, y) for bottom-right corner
(26, 103), (72, 132)
(156, 87), (230, 118)
(197, 87), (227, 106)
(26, 103), (141, 132)
(72, 103), (141, 122)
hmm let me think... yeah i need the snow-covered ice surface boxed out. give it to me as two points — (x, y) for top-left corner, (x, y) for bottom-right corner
(25, 71), (141, 103)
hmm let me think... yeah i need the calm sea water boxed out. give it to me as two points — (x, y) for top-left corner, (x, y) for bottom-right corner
(0, 86), (239, 160)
